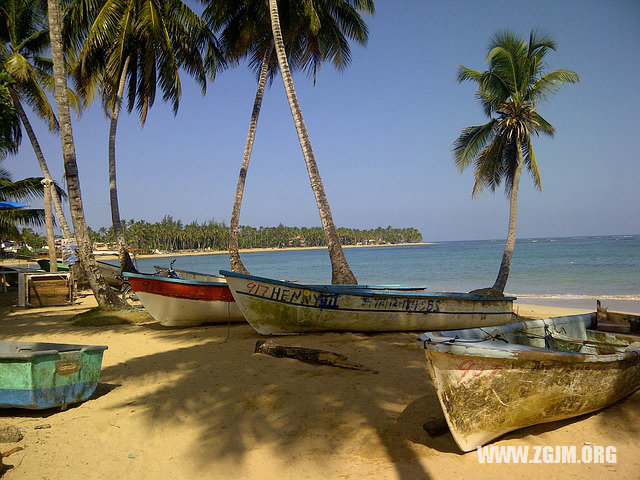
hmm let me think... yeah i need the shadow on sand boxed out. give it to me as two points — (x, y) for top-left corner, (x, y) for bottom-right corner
(97, 326), (436, 479)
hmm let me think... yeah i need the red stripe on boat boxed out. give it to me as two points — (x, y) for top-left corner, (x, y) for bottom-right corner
(128, 276), (235, 302)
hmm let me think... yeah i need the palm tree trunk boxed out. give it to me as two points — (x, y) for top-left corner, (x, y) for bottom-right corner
(268, 0), (357, 285)
(42, 179), (57, 272)
(46, 0), (124, 306)
(10, 89), (72, 239)
(492, 138), (524, 292)
(229, 50), (271, 274)
(109, 56), (137, 273)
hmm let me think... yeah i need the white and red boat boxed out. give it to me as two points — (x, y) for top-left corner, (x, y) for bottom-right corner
(123, 272), (245, 327)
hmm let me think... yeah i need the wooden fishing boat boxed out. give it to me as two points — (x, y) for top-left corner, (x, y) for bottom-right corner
(0, 341), (108, 409)
(123, 272), (244, 327)
(221, 270), (515, 335)
(418, 313), (640, 452)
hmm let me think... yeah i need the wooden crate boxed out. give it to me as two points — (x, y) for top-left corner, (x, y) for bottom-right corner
(20, 273), (73, 307)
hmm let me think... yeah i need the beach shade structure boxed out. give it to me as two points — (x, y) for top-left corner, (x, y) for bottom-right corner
(0, 201), (28, 210)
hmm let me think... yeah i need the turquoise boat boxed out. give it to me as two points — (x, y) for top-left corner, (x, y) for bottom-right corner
(0, 342), (108, 409)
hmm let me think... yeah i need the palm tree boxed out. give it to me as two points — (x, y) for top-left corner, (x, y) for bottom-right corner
(66, 0), (222, 273)
(0, 0), (75, 239)
(453, 31), (578, 292)
(205, 1), (373, 279)
(267, 0), (374, 284)
(46, 0), (124, 306)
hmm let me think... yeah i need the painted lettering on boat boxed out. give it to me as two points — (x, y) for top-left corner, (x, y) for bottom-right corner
(360, 296), (440, 312)
(455, 359), (501, 384)
(245, 282), (340, 309)
(244, 281), (446, 312)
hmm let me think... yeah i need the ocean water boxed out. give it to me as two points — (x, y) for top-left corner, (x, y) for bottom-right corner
(130, 235), (640, 305)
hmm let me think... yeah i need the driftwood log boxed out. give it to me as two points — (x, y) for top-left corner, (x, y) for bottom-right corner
(254, 340), (379, 374)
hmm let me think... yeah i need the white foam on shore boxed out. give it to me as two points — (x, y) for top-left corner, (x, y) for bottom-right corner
(508, 293), (640, 301)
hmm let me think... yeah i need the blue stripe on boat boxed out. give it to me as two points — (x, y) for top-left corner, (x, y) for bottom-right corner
(0, 382), (99, 409)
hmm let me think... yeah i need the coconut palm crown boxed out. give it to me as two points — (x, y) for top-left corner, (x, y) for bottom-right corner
(64, 0), (223, 273)
(66, 0), (222, 123)
(453, 30), (578, 292)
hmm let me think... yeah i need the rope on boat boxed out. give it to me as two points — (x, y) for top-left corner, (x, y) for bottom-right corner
(423, 330), (509, 347)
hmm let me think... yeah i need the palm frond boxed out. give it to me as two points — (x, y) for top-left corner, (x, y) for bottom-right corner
(457, 66), (483, 83)
(17, 28), (49, 56)
(531, 111), (555, 137)
(0, 175), (46, 201)
(523, 139), (542, 191)
(0, 207), (45, 230)
(472, 134), (506, 196)
(529, 68), (579, 102)
(453, 120), (497, 171)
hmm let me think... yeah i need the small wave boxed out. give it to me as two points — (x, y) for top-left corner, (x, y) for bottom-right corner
(509, 293), (640, 301)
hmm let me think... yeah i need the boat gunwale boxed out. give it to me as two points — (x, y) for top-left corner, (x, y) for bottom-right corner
(417, 314), (640, 363)
(124, 272), (229, 288)
(220, 270), (516, 301)
(153, 266), (226, 281)
(0, 342), (108, 360)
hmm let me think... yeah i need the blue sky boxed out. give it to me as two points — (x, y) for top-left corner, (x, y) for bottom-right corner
(5, 0), (640, 241)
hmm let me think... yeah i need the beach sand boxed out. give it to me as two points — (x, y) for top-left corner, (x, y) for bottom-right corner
(1, 293), (638, 479)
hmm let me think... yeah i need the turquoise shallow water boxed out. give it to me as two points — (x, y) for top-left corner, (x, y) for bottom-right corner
(129, 235), (640, 302)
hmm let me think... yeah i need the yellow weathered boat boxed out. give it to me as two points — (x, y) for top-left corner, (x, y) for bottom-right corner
(418, 313), (640, 452)
(222, 270), (515, 335)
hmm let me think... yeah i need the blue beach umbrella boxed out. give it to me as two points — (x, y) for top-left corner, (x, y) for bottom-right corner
(0, 201), (28, 209)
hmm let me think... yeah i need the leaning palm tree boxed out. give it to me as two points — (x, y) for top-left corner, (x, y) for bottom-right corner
(0, 0), (76, 239)
(46, 0), (124, 306)
(453, 31), (578, 292)
(205, 0), (374, 279)
(265, 0), (372, 284)
(66, 0), (222, 273)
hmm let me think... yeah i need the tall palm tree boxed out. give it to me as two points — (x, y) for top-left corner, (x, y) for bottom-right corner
(453, 31), (578, 292)
(0, 0), (76, 239)
(46, 0), (124, 306)
(66, 0), (222, 273)
(267, 0), (371, 284)
(205, 0), (373, 278)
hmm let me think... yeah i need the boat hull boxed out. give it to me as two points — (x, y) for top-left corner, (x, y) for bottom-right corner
(221, 271), (515, 335)
(418, 314), (640, 451)
(36, 259), (70, 272)
(0, 342), (107, 410)
(97, 261), (123, 288)
(126, 274), (244, 327)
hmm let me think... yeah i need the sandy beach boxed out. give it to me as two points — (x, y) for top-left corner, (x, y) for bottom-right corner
(1, 291), (638, 480)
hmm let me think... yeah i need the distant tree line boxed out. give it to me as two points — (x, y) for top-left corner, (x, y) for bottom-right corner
(85, 216), (422, 254)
